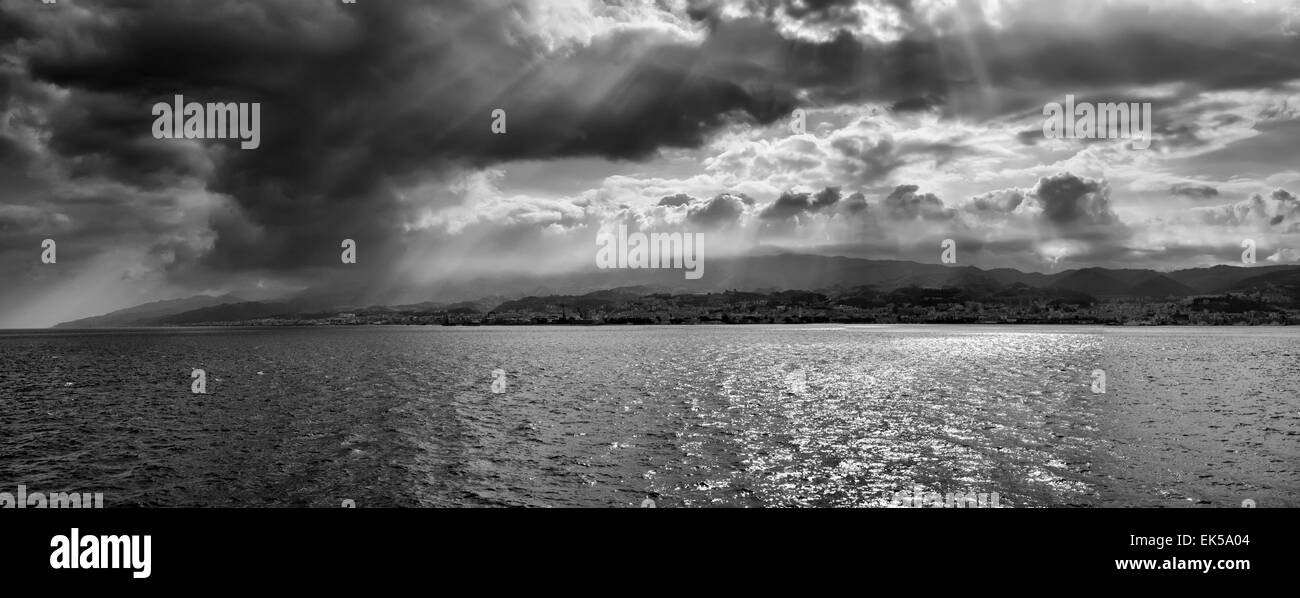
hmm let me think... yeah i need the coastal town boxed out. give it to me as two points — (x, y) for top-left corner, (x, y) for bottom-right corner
(183, 287), (1300, 327)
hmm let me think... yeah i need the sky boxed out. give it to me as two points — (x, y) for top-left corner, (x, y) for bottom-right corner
(1, 0), (1299, 327)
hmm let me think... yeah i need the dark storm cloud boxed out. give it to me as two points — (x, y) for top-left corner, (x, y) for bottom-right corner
(1030, 172), (1121, 232)
(831, 136), (905, 183)
(966, 9), (1300, 103)
(697, 20), (949, 108)
(964, 188), (1024, 217)
(1194, 188), (1300, 232)
(1151, 123), (1205, 150)
(7, 1), (1297, 250)
(1170, 183), (1219, 199)
(759, 186), (840, 220)
(2, 0), (1298, 310)
(842, 191), (868, 214)
(2, 0), (804, 274)
(881, 184), (953, 221)
(890, 94), (939, 113)
(694, 1), (1300, 117)
(777, 0), (876, 22)
(687, 0), (915, 34)
(687, 192), (752, 228)
(657, 193), (697, 207)
(1014, 129), (1040, 146)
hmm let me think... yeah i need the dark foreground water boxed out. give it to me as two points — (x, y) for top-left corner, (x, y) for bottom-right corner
(0, 325), (1295, 507)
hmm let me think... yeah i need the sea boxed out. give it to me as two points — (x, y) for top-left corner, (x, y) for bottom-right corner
(1, 325), (1296, 507)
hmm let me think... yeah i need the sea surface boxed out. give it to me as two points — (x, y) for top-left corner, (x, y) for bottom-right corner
(0, 325), (1296, 507)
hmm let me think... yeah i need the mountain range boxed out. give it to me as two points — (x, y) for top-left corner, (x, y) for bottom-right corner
(53, 255), (1300, 327)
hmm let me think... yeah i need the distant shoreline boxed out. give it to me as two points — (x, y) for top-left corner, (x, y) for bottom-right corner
(25, 320), (1298, 332)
